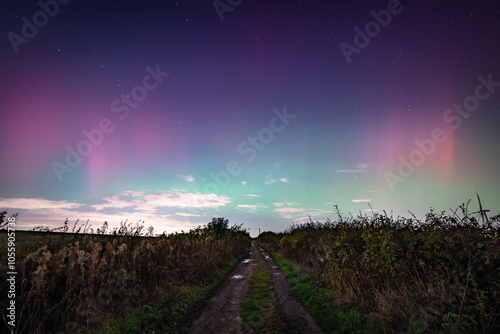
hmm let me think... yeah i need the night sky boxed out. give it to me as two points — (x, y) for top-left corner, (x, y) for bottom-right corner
(1, 0), (499, 235)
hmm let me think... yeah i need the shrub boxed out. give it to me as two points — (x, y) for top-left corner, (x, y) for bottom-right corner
(257, 203), (500, 332)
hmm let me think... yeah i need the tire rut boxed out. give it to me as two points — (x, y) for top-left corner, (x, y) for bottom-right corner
(256, 245), (324, 334)
(186, 242), (323, 334)
(186, 243), (259, 334)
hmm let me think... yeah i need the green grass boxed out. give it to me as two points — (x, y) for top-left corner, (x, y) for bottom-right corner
(99, 285), (208, 334)
(241, 264), (286, 333)
(263, 245), (379, 334)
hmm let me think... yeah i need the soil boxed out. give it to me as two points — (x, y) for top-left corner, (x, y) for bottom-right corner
(184, 242), (324, 334)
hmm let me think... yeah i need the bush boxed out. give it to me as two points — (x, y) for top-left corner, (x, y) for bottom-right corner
(257, 204), (500, 333)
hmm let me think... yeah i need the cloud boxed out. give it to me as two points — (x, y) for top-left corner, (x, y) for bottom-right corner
(121, 190), (145, 197)
(264, 175), (276, 184)
(272, 161), (284, 168)
(0, 198), (188, 232)
(264, 175), (289, 184)
(91, 191), (231, 211)
(241, 181), (247, 186)
(236, 203), (267, 213)
(175, 212), (203, 217)
(351, 199), (372, 203)
(273, 202), (298, 207)
(178, 174), (196, 182)
(336, 168), (367, 173)
(91, 195), (137, 210)
(274, 207), (305, 220)
(274, 206), (331, 221)
(0, 198), (84, 210)
(245, 194), (261, 197)
(356, 162), (374, 169)
(336, 162), (375, 173)
(0, 190), (231, 234)
(275, 207), (304, 214)
(137, 191), (231, 210)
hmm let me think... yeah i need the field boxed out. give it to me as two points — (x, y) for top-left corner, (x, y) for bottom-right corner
(0, 217), (250, 333)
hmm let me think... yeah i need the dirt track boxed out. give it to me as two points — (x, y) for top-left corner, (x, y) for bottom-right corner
(186, 242), (323, 334)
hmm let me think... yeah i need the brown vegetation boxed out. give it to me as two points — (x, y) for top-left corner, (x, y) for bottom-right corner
(258, 203), (500, 333)
(0, 217), (250, 333)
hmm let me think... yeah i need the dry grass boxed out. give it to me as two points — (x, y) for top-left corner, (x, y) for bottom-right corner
(258, 203), (500, 333)
(0, 217), (250, 333)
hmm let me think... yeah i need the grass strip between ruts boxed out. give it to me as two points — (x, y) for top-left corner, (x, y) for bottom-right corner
(241, 263), (286, 334)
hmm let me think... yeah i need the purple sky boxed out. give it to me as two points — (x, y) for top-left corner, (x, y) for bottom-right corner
(1, 0), (499, 236)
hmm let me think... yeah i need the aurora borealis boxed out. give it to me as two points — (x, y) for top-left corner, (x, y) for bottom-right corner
(1, 0), (499, 235)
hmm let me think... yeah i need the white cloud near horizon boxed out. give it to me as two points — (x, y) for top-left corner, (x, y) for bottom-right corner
(178, 174), (196, 182)
(137, 192), (231, 211)
(274, 206), (331, 221)
(336, 162), (375, 173)
(0, 202), (198, 233)
(175, 212), (203, 217)
(91, 195), (138, 210)
(121, 190), (145, 197)
(236, 203), (268, 213)
(351, 199), (372, 203)
(274, 207), (303, 214)
(336, 168), (366, 173)
(89, 191), (231, 211)
(0, 190), (231, 234)
(356, 162), (375, 169)
(273, 202), (298, 207)
(264, 175), (289, 185)
(0, 197), (84, 210)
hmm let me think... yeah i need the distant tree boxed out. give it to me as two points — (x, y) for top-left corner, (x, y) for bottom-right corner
(206, 217), (229, 238)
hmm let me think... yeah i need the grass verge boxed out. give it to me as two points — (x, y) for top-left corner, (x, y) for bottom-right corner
(262, 245), (378, 334)
(241, 264), (286, 333)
